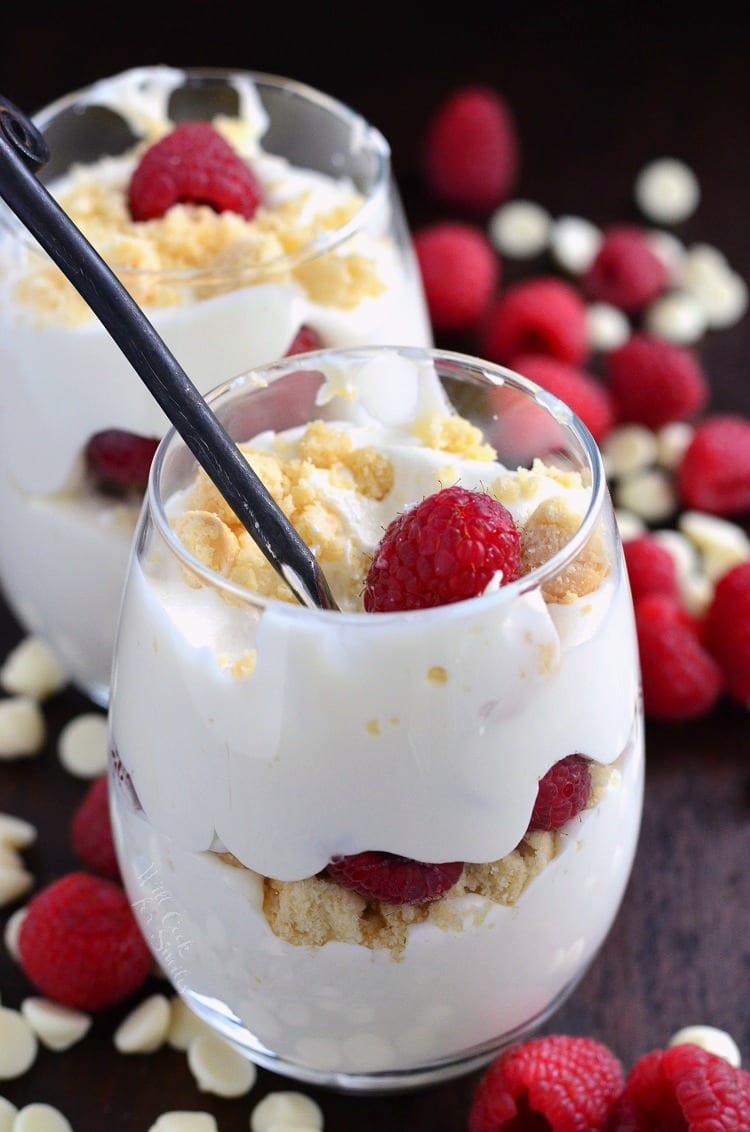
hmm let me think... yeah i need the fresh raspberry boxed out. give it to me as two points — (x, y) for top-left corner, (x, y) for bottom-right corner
(18, 872), (152, 1010)
(581, 225), (670, 313)
(676, 415), (750, 516)
(480, 277), (589, 368)
(413, 221), (499, 334)
(604, 334), (709, 430)
(610, 1044), (750, 1131)
(623, 534), (680, 603)
(285, 324), (323, 356)
(468, 1033), (625, 1132)
(634, 593), (723, 721)
(70, 775), (120, 881)
(527, 754), (592, 832)
(85, 430), (159, 494)
(510, 353), (616, 443)
(363, 486), (521, 613)
(127, 121), (262, 222)
(704, 561), (750, 702)
(421, 84), (519, 212)
(325, 852), (463, 905)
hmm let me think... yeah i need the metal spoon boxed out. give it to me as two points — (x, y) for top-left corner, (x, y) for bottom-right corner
(0, 95), (339, 613)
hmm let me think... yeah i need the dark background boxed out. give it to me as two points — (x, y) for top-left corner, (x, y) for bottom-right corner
(2, 4), (750, 1130)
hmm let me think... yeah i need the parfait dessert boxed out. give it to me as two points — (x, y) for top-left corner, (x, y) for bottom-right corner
(108, 346), (644, 1091)
(0, 66), (430, 703)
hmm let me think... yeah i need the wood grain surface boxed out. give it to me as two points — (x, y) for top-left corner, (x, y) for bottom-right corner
(0, 6), (749, 1129)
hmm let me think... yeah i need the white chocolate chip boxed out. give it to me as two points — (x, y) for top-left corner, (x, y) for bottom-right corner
(656, 421), (694, 470)
(4, 905), (27, 962)
(550, 215), (602, 274)
(114, 994), (171, 1054)
(585, 302), (630, 352)
(615, 469), (677, 524)
(13, 1104), (74, 1132)
(602, 424), (659, 479)
(148, 1115), (219, 1132)
(697, 268), (748, 330)
(21, 997), (91, 1051)
(250, 1092), (324, 1132)
(643, 290), (707, 345)
(0, 814), (37, 851)
(167, 997), (215, 1051)
(677, 244), (734, 319)
(651, 529), (701, 583)
(648, 229), (686, 277)
(488, 199), (551, 259)
(0, 637), (67, 701)
(634, 157), (700, 224)
(679, 510), (750, 582)
(0, 1096), (17, 1132)
(0, 698), (45, 759)
(0, 1006), (37, 1079)
(57, 712), (108, 778)
(186, 1034), (257, 1097)
(0, 865), (34, 908)
(680, 571), (714, 618)
(614, 509), (647, 543)
(668, 1024), (741, 1067)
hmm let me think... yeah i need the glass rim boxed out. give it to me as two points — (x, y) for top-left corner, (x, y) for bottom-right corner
(2, 65), (392, 282)
(146, 345), (609, 622)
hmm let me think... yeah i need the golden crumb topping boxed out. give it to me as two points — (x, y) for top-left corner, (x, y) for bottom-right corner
(174, 421), (394, 609)
(520, 496), (610, 603)
(11, 137), (384, 325)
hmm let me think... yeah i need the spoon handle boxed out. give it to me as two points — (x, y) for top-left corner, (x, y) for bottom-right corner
(0, 96), (339, 613)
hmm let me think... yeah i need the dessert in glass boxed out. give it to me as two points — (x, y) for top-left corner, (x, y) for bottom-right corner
(108, 344), (644, 1092)
(0, 65), (431, 706)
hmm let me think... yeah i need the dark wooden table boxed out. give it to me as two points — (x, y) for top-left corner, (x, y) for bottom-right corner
(1, 6), (749, 1130)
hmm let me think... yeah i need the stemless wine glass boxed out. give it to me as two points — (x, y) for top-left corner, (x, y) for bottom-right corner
(108, 344), (644, 1093)
(0, 65), (431, 706)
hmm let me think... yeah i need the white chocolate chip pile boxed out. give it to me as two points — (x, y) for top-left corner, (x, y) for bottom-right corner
(491, 158), (747, 352)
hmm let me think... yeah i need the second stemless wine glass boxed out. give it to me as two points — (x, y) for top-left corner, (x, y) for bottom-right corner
(108, 344), (644, 1093)
(0, 65), (431, 705)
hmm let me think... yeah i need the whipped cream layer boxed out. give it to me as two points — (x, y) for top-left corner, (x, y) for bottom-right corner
(110, 354), (640, 879)
(113, 721), (643, 1076)
(0, 69), (430, 697)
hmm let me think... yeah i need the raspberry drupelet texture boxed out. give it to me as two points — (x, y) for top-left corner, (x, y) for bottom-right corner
(480, 277), (589, 367)
(610, 1043), (750, 1130)
(70, 774), (121, 881)
(634, 593), (723, 721)
(676, 415), (750, 516)
(85, 429), (159, 494)
(18, 872), (152, 1010)
(604, 334), (709, 430)
(580, 225), (670, 313)
(623, 534), (680, 603)
(413, 221), (500, 334)
(325, 852), (463, 905)
(363, 485), (521, 613)
(127, 120), (262, 221)
(704, 561), (750, 702)
(468, 1033), (625, 1132)
(511, 352), (616, 443)
(527, 754), (592, 832)
(421, 85), (519, 212)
